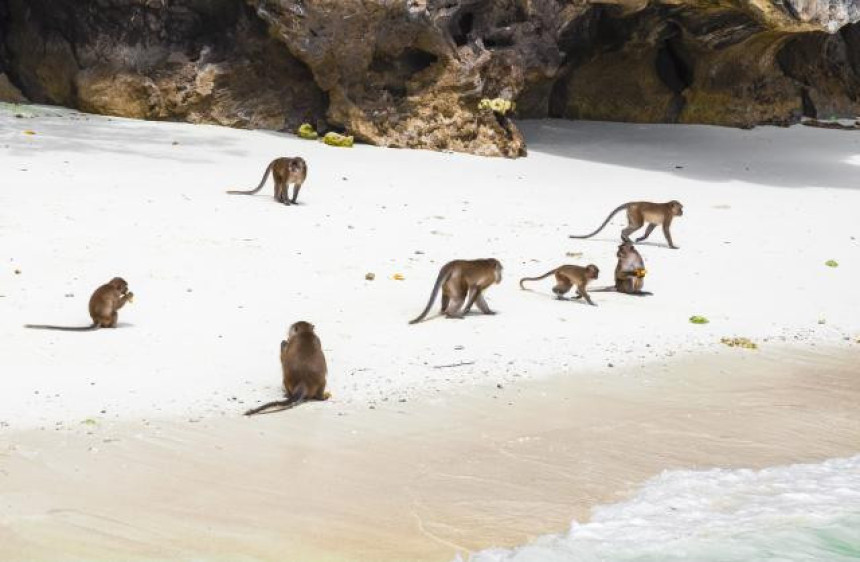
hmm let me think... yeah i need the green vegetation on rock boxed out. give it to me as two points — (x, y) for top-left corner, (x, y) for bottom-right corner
(297, 123), (318, 140)
(323, 132), (354, 147)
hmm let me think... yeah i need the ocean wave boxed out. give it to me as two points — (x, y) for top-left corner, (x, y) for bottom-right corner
(466, 455), (860, 562)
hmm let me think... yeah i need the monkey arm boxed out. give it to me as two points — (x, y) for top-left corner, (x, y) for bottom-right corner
(116, 292), (133, 309)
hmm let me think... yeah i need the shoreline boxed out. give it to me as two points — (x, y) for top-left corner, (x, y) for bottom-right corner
(2, 344), (858, 561)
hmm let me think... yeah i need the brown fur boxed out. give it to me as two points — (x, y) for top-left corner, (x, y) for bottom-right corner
(227, 157), (308, 205)
(519, 264), (600, 305)
(614, 243), (649, 294)
(569, 200), (683, 249)
(244, 321), (330, 416)
(409, 259), (503, 324)
(25, 277), (134, 331)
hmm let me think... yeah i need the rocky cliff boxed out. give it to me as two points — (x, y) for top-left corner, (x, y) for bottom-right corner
(1, 0), (859, 157)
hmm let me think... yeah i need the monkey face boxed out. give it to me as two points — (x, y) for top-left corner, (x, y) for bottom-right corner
(617, 244), (633, 258)
(109, 277), (129, 293)
(494, 262), (503, 284)
(671, 201), (683, 216)
(586, 265), (600, 280)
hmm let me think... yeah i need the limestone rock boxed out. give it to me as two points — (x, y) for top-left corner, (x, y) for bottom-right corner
(1, 0), (860, 158)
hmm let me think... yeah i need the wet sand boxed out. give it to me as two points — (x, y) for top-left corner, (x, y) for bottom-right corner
(1, 345), (859, 561)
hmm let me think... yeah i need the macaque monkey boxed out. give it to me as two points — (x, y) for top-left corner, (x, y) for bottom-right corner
(569, 201), (683, 249)
(227, 157), (308, 205)
(244, 321), (330, 416)
(519, 264), (600, 305)
(25, 277), (134, 331)
(409, 259), (503, 324)
(587, 243), (653, 296)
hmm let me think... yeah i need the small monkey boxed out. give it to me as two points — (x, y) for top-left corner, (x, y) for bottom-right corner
(409, 258), (502, 324)
(569, 201), (683, 249)
(25, 277), (134, 331)
(519, 264), (600, 305)
(227, 157), (308, 205)
(244, 321), (330, 416)
(591, 243), (651, 296)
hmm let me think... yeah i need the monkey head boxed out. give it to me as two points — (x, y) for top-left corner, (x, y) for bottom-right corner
(289, 158), (305, 174)
(108, 277), (129, 294)
(289, 321), (315, 337)
(585, 264), (600, 280)
(490, 259), (503, 284)
(617, 243), (636, 258)
(670, 200), (683, 216)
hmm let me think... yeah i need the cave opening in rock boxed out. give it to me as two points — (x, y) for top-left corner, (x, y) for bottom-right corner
(452, 12), (474, 46)
(484, 31), (515, 49)
(655, 26), (693, 94)
(401, 48), (438, 74)
(801, 87), (817, 118)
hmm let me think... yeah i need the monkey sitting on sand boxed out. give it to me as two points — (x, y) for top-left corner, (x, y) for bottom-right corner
(227, 157), (308, 205)
(25, 277), (134, 331)
(591, 243), (652, 296)
(245, 321), (330, 416)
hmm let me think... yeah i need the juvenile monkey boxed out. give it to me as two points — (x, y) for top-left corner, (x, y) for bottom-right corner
(519, 264), (600, 305)
(227, 157), (308, 205)
(25, 277), (134, 331)
(569, 201), (683, 249)
(244, 321), (330, 416)
(409, 258), (503, 324)
(590, 243), (652, 295)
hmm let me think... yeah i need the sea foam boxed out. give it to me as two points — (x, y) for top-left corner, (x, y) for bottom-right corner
(466, 455), (860, 561)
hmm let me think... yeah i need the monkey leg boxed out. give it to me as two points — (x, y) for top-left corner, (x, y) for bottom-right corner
(463, 288), (481, 314)
(663, 224), (678, 249)
(108, 312), (118, 328)
(475, 293), (495, 315)
(552, 275), (573, 299)
(291, 182), (303, 204)
(440, 293), (450, 313)
(621, 218), (644, 242)
(276, 182), (290, 205)
(444, 295), (467, 319)
(577, 285), (597, 306)
(635, 224), (656, 242)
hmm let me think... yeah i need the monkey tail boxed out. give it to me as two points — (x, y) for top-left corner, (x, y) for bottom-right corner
(226, 161), (275, 195)
(569, 203), (629, 239)
(409, 264), (453, 325)
(244, 386), (307, 416)
(519, 268), (559, 290)
(24, 323), (98, 331)
(587, 286), (618, 293)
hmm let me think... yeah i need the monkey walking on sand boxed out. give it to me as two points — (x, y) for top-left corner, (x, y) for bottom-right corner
(409, 259), (503, 324)
(569, 200), (684, 249)
(519, 264), (600, 305)
(227, 157), (308, 205)
(25, 277), (134, 331)
(245, 321), (330, 416)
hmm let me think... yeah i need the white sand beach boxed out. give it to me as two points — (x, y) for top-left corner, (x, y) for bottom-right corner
(1, 346), (858, 561)
(2, 105), (860, 561)
(1, 105), (858, 429)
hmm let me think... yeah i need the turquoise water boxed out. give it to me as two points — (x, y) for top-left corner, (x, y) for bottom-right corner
(467, 455), (860, 561)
